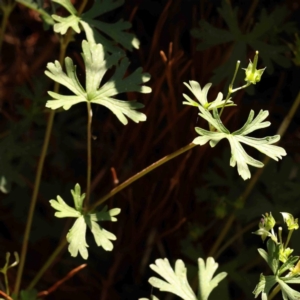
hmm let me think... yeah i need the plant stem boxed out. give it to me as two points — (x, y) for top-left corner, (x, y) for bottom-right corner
(208, 90), (300, 257)
(89, 142), (197, 212)
(219, 60), (240, 117)
(27, 239), (68, 290)
(14, 33), (72, 296)
(15, 2), (90, 292)
(27, 142), (197, 289)
(14, 111), (56, 295)
(268, 283), (281, 300)
(4, 271), (9, 295)
(85, 102), (93, 207)
(285, 229), (294, 248)
(0, 290), (12, 300)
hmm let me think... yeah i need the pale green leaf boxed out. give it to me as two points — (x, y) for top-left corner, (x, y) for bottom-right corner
(86, 215), (116, 251)
(149, 258), (197, 300)
(198, 257), (227, 300)
(278, 278), (300, 300)
(46, 92), (86, 110)
(45, 58), (85, 96)
(45, 40), (150, 124)
(49, 184), (121, 259)
(67, 216), (89, 259)
(71, 183), (85, 212)
(49, 195), (80, 218)
(52, 14), (81, 35)
(232, 110), (270, 136)
(183, 81), (234, 110)
(193, 106), (287, 180)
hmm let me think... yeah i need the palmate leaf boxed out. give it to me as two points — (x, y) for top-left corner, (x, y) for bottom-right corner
(198, 257), (228, 300)
(45, 40), (151, 125)
(146, 257), (226, 300)
(253, 272), (300, 300)
(49, 184), (121, 259)
(193, 106), (286, 180)
(183, 81), (235, 110)
(192, 1), (294, 85)
(148, 258), (197, 300)
(51, 0), (139, 51)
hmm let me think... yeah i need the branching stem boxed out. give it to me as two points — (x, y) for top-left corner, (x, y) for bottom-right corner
(89, 142), (197, 212)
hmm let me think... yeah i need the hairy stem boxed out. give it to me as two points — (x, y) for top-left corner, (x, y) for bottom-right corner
(208, 90), (300, 257)
(89, 142), (197, 211)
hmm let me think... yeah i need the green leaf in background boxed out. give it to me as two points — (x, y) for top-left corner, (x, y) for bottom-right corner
(191, 1), (295, 85)
(45, 40), (151, 125)
(19, 289), (39, 300)
(0, 120), (41, 193)
(49, 184), (121, 259)
(252, 274), (277, 299)
(15, 0), (54, 29)
(193, 106), (286, 180)
(51, 0), (139, 52)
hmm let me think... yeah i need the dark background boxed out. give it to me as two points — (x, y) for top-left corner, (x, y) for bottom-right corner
(1, 0), (300, 299)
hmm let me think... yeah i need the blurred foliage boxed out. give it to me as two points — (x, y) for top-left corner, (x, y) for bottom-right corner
(1, 0), (300, 299)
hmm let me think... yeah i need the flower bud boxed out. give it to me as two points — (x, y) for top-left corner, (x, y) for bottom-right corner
(261, 212), (276, 231)
(243, 51), (266, 84)
(279, 245), (293, 263)
(281, 212), (299, 230)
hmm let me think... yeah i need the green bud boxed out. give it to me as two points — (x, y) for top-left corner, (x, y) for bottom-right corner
(243, 51), (266, 84)
(260, 212), (276, 231)
(281, 212), (299, 230)
(292, 259), (300, 275)
(279, 245), (293, 263)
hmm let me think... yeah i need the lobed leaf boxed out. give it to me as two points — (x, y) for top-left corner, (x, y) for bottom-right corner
(198, 257), (228, 300)
(45, 40), (151, 124)
(193, 106), (286, 180)
(67, 216), (89, 259)
(149, 258), (197, 300)
(49, 195), (80, 218)
(51, 0), (139, 51)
